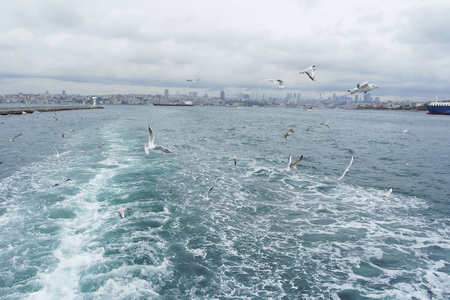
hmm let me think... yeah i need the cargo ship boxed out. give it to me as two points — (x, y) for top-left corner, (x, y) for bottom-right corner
(153, 101), (193, 107)
(427, 100), (450, 115)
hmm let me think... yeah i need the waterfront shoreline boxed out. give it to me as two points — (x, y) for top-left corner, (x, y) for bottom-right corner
(0, 105), (103, 115)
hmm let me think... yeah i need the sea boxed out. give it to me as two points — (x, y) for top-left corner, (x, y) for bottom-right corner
(0, 105), (449, 300)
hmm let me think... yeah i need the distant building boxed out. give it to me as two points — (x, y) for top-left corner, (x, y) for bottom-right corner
(220, 91), (225, 100)
(164, 89), (169, 98)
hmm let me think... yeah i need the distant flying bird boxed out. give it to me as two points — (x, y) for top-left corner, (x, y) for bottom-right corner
(402, 130), (408, 134)
(320, 122), (330, 129)
(337, 156), (353, 180)
(267, 79), (286, 89)
(300, 65), (316, 81)
(54, 178), (72, 187)
(206, 186), (214, 199)
(187, 79), (200, 84)
(284, 129), (294, 140)
(117, 208), (132, 219)
(291, 155), (303, 169)
(62, 129), (74, 138)
(53, 146), (70, 159)
(145, 126), (172, 154)
(54, 113), (59, 121)
(5, 133), (22, 142)
(230, 156), (237, 166)
(348, 82), (378, 94)
(381, 188), (393, 198)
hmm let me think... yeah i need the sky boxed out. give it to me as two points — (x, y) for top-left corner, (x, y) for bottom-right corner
(1, 0), (450, 101)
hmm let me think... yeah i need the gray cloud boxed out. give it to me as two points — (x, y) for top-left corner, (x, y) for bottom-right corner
(0, 0), (449, 100)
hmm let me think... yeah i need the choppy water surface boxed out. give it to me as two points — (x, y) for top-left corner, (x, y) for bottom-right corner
(1, 105), (449, 299)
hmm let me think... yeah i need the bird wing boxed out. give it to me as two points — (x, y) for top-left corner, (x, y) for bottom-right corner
(277, 79), (284, 85)
(306, 70), (315, 81)
(287, 155), (292, 169)
(153, 145), (172, 153)
(338, 156), (353, 180)
(118, 209), (124, 218)
(148, 126), (155, 148)
(292, 155), (303, 168)
(357, 82), (368, 89)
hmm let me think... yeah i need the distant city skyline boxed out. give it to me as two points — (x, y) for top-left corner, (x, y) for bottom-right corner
(1, 0), (449, 101)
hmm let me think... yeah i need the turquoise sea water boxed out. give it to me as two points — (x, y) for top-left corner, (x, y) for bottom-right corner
(0, 105), (449, 299)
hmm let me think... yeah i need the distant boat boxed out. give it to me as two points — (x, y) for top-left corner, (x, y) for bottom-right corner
(427, 100), (450, 115)
(153, 101), (194, 107)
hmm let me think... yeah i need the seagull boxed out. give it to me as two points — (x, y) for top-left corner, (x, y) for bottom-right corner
(337, 156), (353, 180)
(53, 146), (70, 159)
(187, 79), (200, 84)
(348, 82), (378, 94)
(290, 155), (303, 169)
(5, 133), (22, 142)
(62, 130), (74, 138)
(300, 65), (316, 81)
(54, 113), (59, 121)
(320, 122), (330, 129)
(284, 129), (294, 140)
(381, 188), (393, 198)
(402, 130), (408, 134)
(54, 178), (72, 187)
(117, 208), (133, 218)
(267, 79), (286, 89)
(230, 156), (237, 166)
(145, 126), (172, 154)
(206, 186), (214, 199)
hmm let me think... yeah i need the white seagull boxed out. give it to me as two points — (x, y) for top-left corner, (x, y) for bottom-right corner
(117, 208), (132, 218)
(348, 82), (378, 94)
(145, 126), (172, 154)
(381, 188), (393, 198)
(337, 156), (354, 180)
(5, 133), (22, 142)
(187, 79), (200, 84)
(300, 65), (316, 81)
(53, 146), (70, 159)
(230, 156), (237, 166)
(320, 122), (330, 129)
(284, 129), (294, 140)
(267, 79), (286, 89)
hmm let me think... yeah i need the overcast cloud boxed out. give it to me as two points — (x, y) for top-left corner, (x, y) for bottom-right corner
(1, 0), (450, 101)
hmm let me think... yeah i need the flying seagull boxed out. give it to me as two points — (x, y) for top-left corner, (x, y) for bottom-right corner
(267, 79), (286, 89)
(117, 208), (133, 218)
(300, 65), (316, 81)
(53, 146), (70, 159)
(5, 133), (22, 142)
(381, 188), (393, 198)
(337, 156), (354, 180)
(230, 156), (237, 166)
(187, 79), (200, 84)
(348, 82), (378, 94)
(291, 155), (303, 169)
(54, 178), (72, 187)
(284, 129), (294, 140)
(62, 129), (74, 138)
(145, 126), (172, 154)
(206, 186), (214, 199)
(320, 122), (330, 129)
